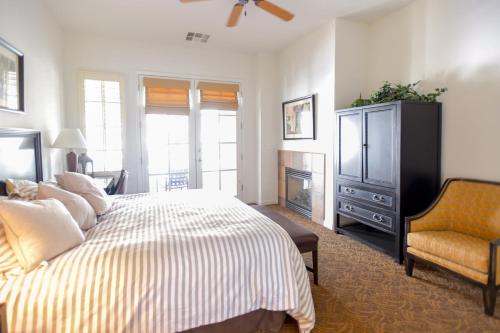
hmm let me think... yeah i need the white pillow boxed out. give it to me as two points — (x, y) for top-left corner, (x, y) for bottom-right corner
(5, 179), (38, 201)
(37, 183), (97, 230)
(0, 224), (22, 277)
(0, 199), (85, 272)
(56, 172), (113, 215)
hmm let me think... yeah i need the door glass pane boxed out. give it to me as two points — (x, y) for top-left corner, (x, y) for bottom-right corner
(221, 170), (237, 196)
(148, 148), (169, 174)
(202, 171), (219, 191)
(170, 144), (189, 172)
(220, 143), (237, 170)
(219, 116), (236, 142)
(146, 114), (190, 192)
(201, 143), (219, 171)
(201, 113), (219, 142)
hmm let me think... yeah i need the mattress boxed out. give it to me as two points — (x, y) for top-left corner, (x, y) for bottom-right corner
(0, 190), (315, 332)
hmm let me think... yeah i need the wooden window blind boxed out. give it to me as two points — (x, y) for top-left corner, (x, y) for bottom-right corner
(144, 78), (191, 115)
(197, 81), (240, 111)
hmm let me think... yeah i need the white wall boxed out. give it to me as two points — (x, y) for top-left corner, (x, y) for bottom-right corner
(256, 52), (281, 205)
(367, 0), (500, 182)
(278, 22), (336, 227)
(0, 0), (64, 178)
(63, 33), (258, 202)
(334, 19), (369, 109)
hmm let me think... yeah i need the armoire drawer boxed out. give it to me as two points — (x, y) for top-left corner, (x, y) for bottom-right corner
(337, 181), (395, 210)
(337, 199), (395, 233)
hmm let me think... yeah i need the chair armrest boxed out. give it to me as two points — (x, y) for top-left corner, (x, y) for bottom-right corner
(490, 238), (500, 247)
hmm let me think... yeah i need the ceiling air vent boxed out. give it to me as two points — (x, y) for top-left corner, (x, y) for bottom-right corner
(185, 32), (210, 43)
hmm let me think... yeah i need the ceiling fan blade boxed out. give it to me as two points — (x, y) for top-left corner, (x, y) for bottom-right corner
(227, 3), (244, 27)
(255, 0), (294, 21)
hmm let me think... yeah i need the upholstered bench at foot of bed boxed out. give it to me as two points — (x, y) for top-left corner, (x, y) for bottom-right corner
(253, 205), (319, 285)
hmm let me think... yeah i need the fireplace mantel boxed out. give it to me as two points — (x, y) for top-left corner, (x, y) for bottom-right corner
(278, 150), (325, 224)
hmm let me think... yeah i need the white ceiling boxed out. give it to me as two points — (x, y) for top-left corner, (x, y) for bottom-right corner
(44, 0), (413, 54)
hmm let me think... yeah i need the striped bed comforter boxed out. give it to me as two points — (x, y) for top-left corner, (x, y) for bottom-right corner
(0, 190), (315, 333)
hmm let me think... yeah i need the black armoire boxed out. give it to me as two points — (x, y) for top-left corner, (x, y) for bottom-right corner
(334, 101), (441, 263)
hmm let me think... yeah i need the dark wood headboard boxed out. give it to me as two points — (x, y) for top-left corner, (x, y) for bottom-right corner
(0, 128), (43, 196)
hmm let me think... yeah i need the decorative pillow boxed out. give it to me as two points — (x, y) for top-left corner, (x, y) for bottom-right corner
(37, 183), (97, 230)
(56, 172), (113, 215)
(0, 195), (23, 276)
(0, 199), (85, 272)
(5, 179), (38, 201)
(0, 225), (23, 277)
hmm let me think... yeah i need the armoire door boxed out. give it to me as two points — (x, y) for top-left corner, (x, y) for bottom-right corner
(363, 105), (397, 188)
(336, 110), (363, 182)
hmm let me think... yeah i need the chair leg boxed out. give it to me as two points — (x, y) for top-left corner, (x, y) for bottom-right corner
(312, 250), (318, 285)
(483, 285), (497, 316)
(405, 256), (415, 277)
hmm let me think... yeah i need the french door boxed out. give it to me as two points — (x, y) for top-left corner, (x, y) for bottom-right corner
(197, 109), (238, 196)
(141, 77), (240, 197)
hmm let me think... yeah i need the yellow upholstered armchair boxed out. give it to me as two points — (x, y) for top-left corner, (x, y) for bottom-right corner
(405, 178), (500, 316)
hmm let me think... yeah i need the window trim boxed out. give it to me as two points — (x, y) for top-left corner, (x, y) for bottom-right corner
(78, 71), (126, 176)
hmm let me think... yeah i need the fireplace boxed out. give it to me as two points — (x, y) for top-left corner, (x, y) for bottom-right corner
(286, 167), (312, 218)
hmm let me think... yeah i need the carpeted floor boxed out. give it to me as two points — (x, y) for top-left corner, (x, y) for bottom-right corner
(265, 205), (500, 333)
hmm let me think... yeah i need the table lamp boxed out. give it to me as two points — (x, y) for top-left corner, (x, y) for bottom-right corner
(53, 129), (87, 172)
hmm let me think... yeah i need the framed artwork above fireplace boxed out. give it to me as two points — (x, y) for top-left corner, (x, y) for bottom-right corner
(282, 95), (315, 140)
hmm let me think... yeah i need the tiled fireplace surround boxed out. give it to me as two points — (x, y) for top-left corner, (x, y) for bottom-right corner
(278, 150), (325, 224)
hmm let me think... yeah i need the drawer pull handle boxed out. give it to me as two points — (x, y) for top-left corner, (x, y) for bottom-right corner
(372, 194), (385, 202)
(372, 214), (385, 222)
(344, 204), (354, 212)
(344, 187), (355, 194)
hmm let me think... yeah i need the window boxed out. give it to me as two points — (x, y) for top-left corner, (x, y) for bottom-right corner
(80, 72), (124, 174)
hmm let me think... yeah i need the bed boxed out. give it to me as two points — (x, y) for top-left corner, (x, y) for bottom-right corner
(0, 128), (315, 333)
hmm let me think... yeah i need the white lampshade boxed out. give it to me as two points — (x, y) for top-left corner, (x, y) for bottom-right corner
(53, 129), (87, 149)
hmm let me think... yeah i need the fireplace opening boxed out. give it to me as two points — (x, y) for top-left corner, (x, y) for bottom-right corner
(286, 167), (312, 218)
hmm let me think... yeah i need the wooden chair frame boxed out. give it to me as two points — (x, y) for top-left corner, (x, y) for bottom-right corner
(404, 178), (500, 316)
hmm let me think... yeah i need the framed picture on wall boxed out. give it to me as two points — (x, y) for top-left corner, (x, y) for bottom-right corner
(282, 95), (315, 140)
(0, 37), (24, 113)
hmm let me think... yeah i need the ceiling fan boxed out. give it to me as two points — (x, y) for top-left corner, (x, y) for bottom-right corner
(180, 0), (295, 27)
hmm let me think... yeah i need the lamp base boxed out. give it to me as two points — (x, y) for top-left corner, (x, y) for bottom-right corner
(66, 151), (78, 172)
